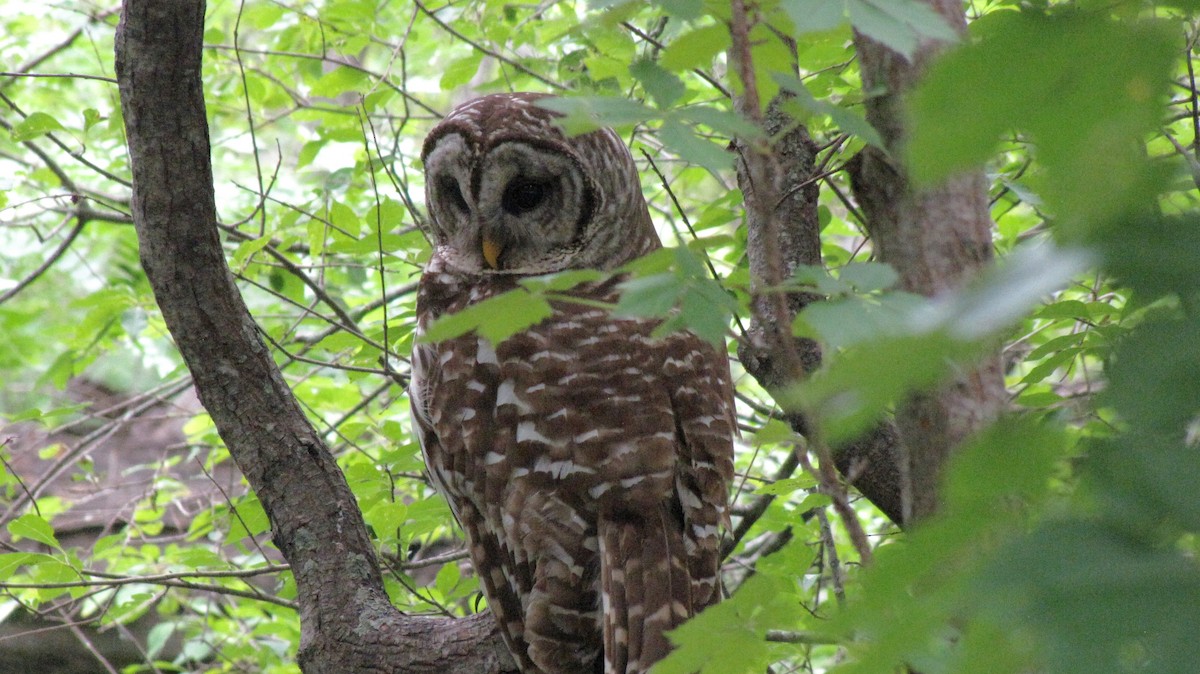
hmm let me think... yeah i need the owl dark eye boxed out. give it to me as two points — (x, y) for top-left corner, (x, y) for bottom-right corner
(502, 178), (550, 216)
(439, 176), (469, 213)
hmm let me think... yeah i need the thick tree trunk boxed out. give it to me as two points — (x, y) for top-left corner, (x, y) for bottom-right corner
(734, 98), (906, 526)
(847, 0), (1006, 523)
(114, 1), (515, 672)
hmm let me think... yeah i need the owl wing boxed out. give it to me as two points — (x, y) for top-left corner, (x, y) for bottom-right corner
(598, 331), (736, 674)
(664, 333), (737, 609)
(410, 338), (540, 674)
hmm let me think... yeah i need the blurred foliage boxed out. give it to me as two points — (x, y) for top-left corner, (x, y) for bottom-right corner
(0, 0), (1198, 673)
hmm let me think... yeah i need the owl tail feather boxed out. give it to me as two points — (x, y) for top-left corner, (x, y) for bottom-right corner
(598, 507), (693, 674)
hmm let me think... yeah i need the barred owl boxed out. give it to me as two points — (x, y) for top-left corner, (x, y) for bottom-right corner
(409, 93), (735, 674)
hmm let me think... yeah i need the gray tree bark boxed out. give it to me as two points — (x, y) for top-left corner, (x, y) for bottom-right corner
(114, 0), (515, 671)
(734, 98), (905, 526)
(847, 0), (1007, 522)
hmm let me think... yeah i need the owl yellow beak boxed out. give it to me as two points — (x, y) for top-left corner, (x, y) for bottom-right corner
(481, 237), (504, 270)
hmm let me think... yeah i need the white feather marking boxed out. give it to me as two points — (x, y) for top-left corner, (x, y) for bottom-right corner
(475, 338), (499, 365)
(484, 451), (505, 465)
(646, 604), (673, 624)
(609, 441), (639, 459)
(517, 421), (553, 444)
(496, 379), (526, 410)
(533, 456), (595, 478)
(677, 486), (704, 510)
(531, 350), (570, 362)
(574, 429), (600, 443)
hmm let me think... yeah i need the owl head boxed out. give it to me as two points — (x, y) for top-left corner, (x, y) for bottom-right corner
(420, 93), (660, 275)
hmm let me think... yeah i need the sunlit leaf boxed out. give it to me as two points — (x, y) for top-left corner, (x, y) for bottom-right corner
(909, 11), (1176, 226)
(11, 112), (64, 141)
(7, 514), (61, 551)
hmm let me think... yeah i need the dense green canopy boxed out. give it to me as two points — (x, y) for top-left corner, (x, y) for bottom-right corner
(1, 1), (1198, 673)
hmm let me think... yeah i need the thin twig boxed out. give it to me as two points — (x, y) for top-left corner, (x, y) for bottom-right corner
(796, 440), (873, 565)
(0, 211), (87, 306)
(412, 0), (565, 91)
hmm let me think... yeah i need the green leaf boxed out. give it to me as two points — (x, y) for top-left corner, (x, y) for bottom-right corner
(847, 0), (957, 58)
(11, 112), (64, 141)
(678, 279), (733, 344)
(678, 105), (763, 141)
(0, 552), (45, 577)
(942, 418), (1068, 519)
(981, 522), (1200, 674)
(536, 96), (658, 135)
(793, 244), (1085, 442)
(240, 2), (284, 29)
(1093, 214), (1200, 300)
(660, 24), (731, 71)
(908, 12), (1176, 227)
(794, 292), (925, 349)
(1104, 315), (1200, 434)
(1033, 299), (1091, 321)
(755, 475), (816, 496)
(419, 288), (554, 345)
(232, 235), (273, 270)
(365, 500), (408, 540)
(751, 417), (797, 446)
(917, 243), (1092, 340)
(782, 0), (846, 34)
(329, 200), (361, 238)
(1025, 331), (1086, 361)
(617, 273), (683, 318)
(794, 492), (833, 512)
(658, 0), (703, 20)
(837, 262), (898, 293)
(657, 119), (732, 174)
(630, 59), (686, 108)
(440, 53), (484, 90)
(82, 108), (103, 131)
(307, 218), (326, 255)
(655, 574), (800, 674)
(518, 269), (606, 293)
(310, 66), (370, 98)
(773, 73), (882, 147)
(226, 494), (270, 541)
(146, 622), (176, 659)
(7, 514), (61, 550)
(790, 332), (970, 444)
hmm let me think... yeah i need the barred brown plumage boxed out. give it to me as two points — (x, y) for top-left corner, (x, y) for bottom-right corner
(410, 93), (735, 674)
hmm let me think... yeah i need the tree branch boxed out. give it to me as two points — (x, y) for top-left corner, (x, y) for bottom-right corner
(113, 1), (515, 671)
(728, 16), (906, 526)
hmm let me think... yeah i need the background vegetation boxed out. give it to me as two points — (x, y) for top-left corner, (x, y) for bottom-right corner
(1, 0), (1198, 673)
